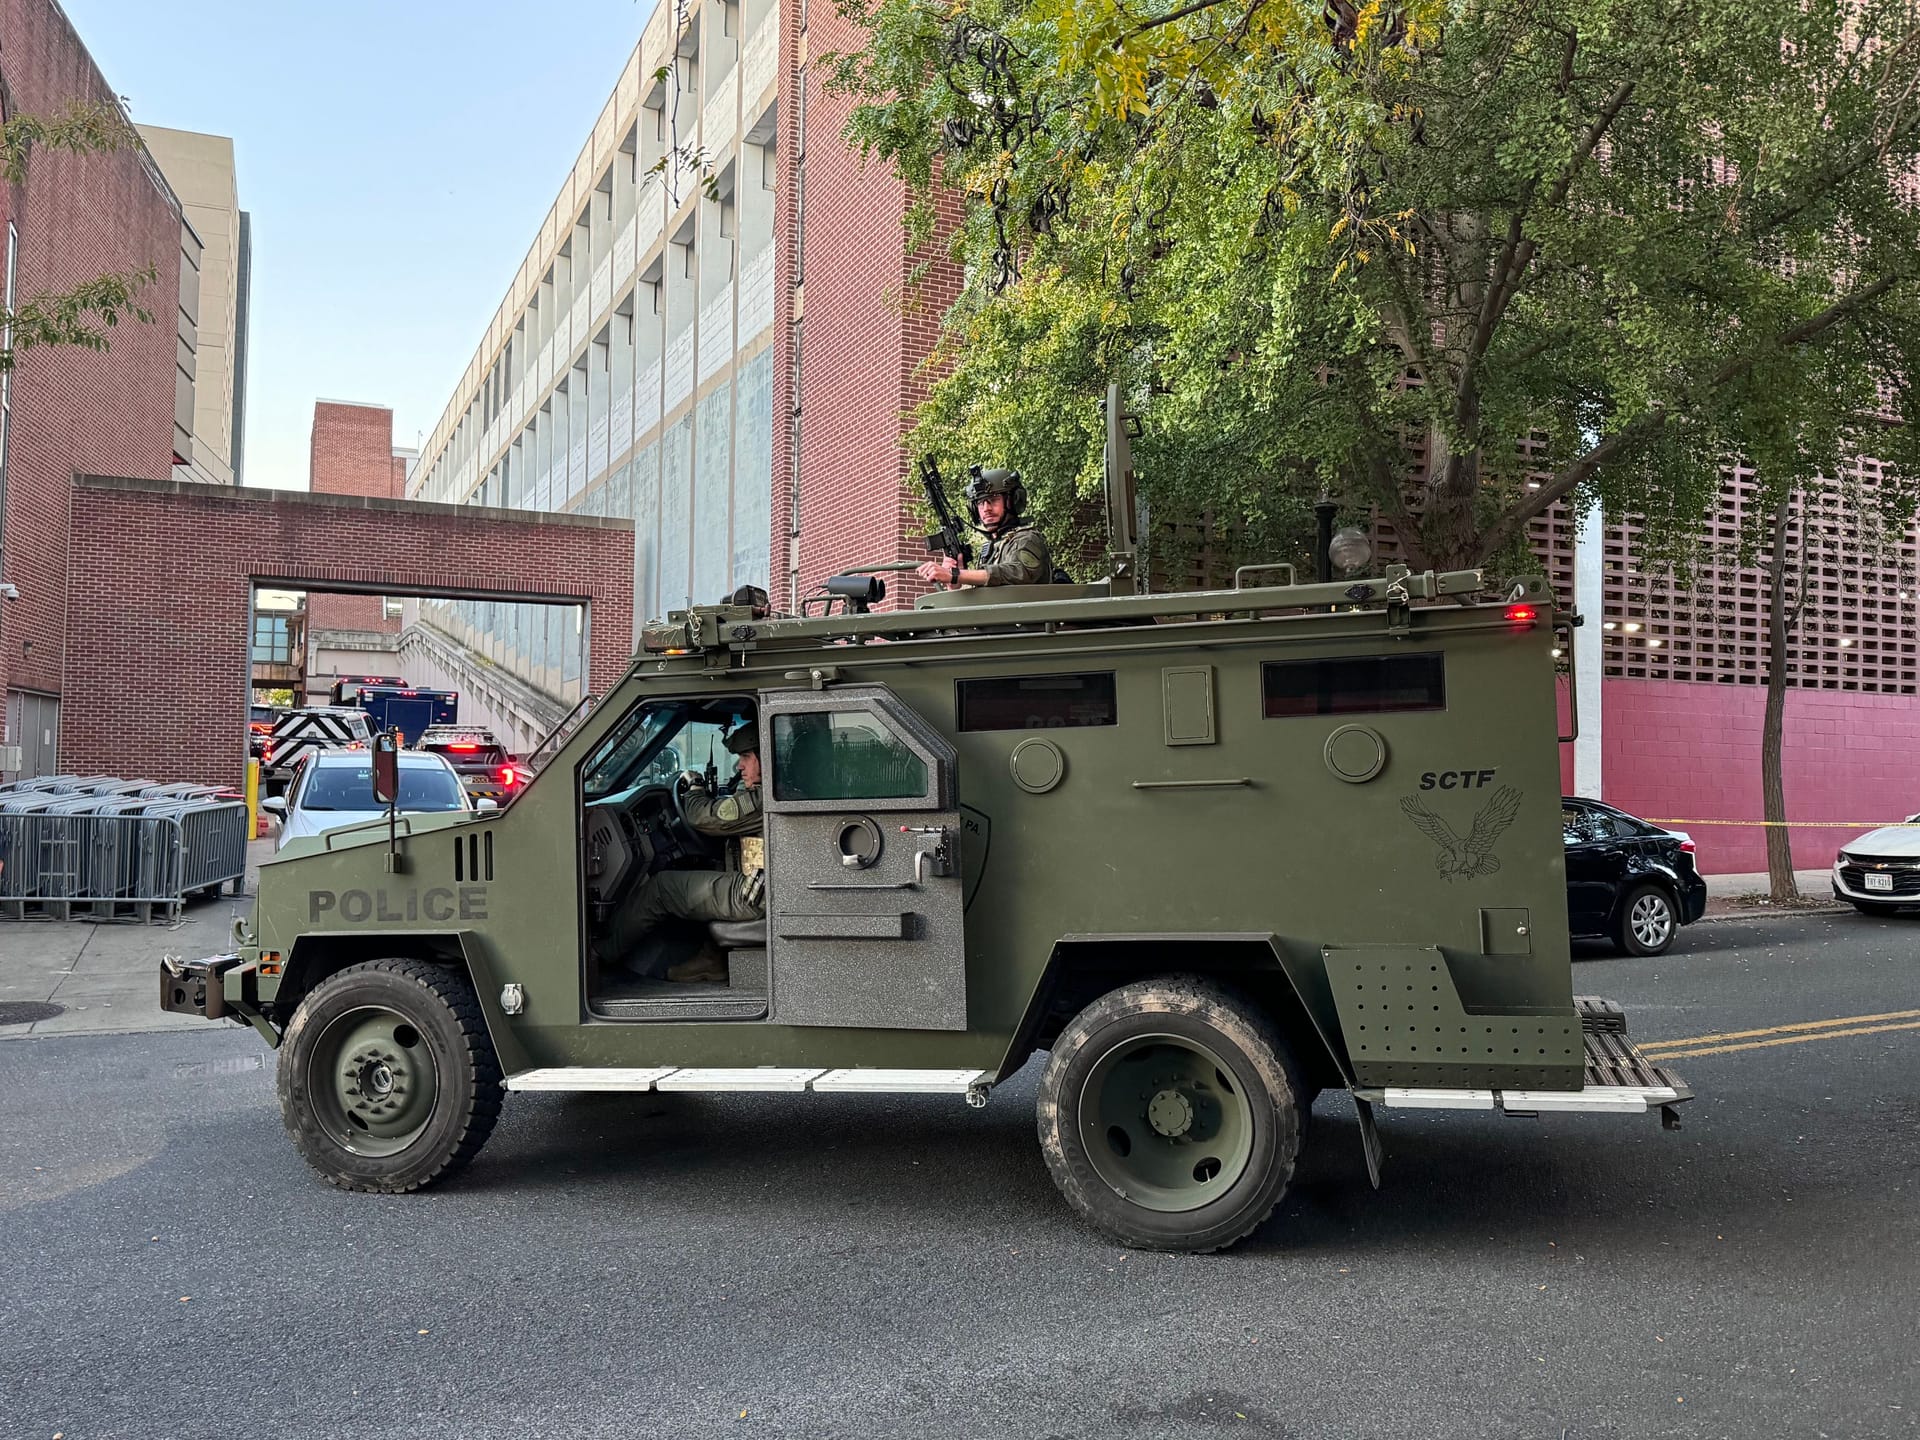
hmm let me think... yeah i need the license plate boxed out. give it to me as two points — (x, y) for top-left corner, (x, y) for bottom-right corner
(1865, 871), (1894, 892)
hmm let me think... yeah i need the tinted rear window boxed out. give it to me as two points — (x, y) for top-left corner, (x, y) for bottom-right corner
(423, 741), (506, 763)
(1261, 654), (1445, 718)
(957, 672), (1118, 732)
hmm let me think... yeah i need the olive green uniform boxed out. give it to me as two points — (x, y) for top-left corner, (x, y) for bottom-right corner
(979, 523), (1053, 586)
(603, 781), (764, 962)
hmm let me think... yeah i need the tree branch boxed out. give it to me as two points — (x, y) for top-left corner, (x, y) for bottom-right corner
(1451, 81), (1637, 433)
(1120, 0), (1248, 43)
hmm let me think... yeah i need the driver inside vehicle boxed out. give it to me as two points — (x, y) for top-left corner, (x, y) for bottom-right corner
(598, 720), (764, 983)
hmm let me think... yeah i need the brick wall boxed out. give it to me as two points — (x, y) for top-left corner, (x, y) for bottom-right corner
(775, 9), (963, 615)
(63, 475), (634, 787)
(0, 0), (183, 707)
(1601, 678), (1920, 875)
(307, 401), (408, 634)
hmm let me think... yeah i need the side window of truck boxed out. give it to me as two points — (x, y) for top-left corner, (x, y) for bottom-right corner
(771, 710), (928, 801)
(955, 672), (1118, 731)
(1260, 654), (1445, 718)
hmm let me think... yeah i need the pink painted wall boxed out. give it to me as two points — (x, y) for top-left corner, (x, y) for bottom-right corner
(1600, 679), (1920, 875)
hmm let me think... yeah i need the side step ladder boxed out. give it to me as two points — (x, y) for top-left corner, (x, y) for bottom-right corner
(505, 1066), (991, 1106)
(1358, 996), (1693, 1125)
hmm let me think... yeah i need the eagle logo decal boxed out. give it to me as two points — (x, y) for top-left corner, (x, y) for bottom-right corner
(1400, 785), (1523, 881)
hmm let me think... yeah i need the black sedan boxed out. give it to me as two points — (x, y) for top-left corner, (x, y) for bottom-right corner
(1562, 797), (1708, 956)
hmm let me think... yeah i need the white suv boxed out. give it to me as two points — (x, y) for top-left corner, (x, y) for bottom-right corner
(263, 750), (491, 850)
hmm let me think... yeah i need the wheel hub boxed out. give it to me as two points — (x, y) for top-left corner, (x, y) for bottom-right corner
(1079, 1034), (1257, 1214)
(310, 1007), (443, 1157)
(1146, 1087), (1194, 1137)
(343, 1044), (411, 1118)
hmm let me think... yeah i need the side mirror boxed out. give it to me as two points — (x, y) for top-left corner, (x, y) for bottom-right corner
(475, 797), (500, 813)
(372, 730), (401, 806)
(260, 796), (287, 817)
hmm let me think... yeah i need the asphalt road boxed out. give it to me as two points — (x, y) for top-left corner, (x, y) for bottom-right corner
(2, 911), (1915, 1440)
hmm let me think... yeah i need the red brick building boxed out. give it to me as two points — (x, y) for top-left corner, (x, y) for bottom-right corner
(0, 0), (185, 775)
(304, 400), (409, 655)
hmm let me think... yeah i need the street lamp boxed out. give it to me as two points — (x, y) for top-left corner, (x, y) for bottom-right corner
(1328, 526), (1373, 577)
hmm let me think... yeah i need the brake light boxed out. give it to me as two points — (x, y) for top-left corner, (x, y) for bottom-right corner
(1679, 838), (1696, 854)
(448, 743), (480, 752)
(1505, 603), (1539, 624)
(498, 766), (520, 786)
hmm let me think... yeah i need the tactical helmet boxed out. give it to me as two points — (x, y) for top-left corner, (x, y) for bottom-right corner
(723, 721), (759, 756)
(964, 465), (1027, 524)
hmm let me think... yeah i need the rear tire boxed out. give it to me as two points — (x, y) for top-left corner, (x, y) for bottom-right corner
(278, 957), (502, 1192)
(1617, 884), (1678, 956)
(1036, 976), (1303, 1253)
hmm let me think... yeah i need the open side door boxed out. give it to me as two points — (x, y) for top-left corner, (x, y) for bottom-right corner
(760, 684), (967, 1030)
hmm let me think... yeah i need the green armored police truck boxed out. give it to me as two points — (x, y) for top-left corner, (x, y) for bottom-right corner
(163, 397), (1689, 1252)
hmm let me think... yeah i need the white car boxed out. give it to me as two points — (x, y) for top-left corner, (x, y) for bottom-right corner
(1832, 814), (1920, 914)
(262, 750), (493, 850)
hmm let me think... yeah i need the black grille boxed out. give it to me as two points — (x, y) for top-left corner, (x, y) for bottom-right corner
(1838, 857), (1920, 896)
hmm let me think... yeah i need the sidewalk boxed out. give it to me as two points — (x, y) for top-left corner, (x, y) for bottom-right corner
(0, 837), (275, 1040)
(1701, 867), (1846, 917)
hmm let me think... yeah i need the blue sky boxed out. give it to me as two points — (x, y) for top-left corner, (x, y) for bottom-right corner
(64, 0), (654, 490)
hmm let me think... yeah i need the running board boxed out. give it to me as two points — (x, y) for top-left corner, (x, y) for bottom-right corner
(506, 1065), (989, 1100)
(1362, 1084), (1681, 1114)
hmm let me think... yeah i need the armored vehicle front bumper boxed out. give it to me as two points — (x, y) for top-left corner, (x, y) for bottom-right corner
(160, 953), (257, 1021)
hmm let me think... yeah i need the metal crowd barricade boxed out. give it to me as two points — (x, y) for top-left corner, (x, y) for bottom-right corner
(148, 799), (249, 899)
(0, 782), (250, 923)
(135, 783), (231, 801)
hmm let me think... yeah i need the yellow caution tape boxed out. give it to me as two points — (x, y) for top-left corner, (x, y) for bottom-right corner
(1645, 818), (1908, 829)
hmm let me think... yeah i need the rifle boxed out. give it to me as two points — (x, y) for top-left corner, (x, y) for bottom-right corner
(916, 457), (974, 569)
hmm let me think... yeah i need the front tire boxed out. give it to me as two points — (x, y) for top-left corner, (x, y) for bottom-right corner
(1036, 976), (1303, 1253)
(278, 957), (502, 1192)
(1617, 884), (1678, 956)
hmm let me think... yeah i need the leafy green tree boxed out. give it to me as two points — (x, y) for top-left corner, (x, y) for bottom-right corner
(833, 0), (1920, 576)
(0, 99), (157, 373)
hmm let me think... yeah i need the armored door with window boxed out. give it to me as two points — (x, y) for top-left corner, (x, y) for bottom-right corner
(760, 685), (968, 1030)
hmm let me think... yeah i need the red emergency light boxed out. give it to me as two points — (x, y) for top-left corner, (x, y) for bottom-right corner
(1505, 603), (1539, 624)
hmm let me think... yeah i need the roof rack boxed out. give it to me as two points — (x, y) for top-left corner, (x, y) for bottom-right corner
(638, 566), (1492, 663)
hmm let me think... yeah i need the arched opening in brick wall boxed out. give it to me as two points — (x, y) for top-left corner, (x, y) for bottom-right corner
(63, 476), (634, 787)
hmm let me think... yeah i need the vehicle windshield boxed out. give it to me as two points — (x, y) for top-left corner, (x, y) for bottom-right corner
(300, 763), (467, 813)
(582, 699), (746, 800)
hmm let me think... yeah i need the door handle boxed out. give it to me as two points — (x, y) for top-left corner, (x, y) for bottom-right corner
(1131, 778), (1253, 790)
(807, 848), (942, 890)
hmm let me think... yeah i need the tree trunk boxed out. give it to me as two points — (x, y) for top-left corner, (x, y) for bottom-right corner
(1762, 497), (1798, 902)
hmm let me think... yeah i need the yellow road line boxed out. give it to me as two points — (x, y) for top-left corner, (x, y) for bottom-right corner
(1641, 1019), (1920, 1061)
(1638, 1009), (1920, 1053)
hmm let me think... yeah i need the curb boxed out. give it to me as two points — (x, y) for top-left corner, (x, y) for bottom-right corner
(1695, 903), (1852, 924)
